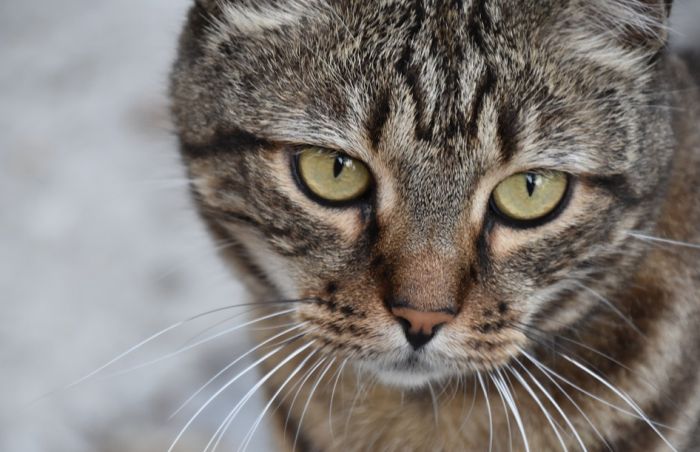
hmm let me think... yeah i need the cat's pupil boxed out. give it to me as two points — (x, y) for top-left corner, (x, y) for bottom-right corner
(525, 173), (538, 197)
(333, 156), (346, 178)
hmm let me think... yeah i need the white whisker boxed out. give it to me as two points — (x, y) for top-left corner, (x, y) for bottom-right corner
(520, 349), (647, 422)
(58, 303), (289, 394)
(572, 281), (644, 337)
(523, 352), (610, 451)
(477, 371), (494, 452)
(293, 357), (335, 452)
(459, 376), (479, 431)
(427, 382), (440, 426)
(492, 370), (514, 452)
(509, 365), (568, 451)
(493, 370), (530, 452)
(560, 354), (678, 451)
(238, 347), (318, 452)
(107, 308), (297, 379)
(328, 357), (349, 439)
(514, 359), (587, 451)
(168, 342), (297, 452)
(627, 231), (700, 250)
(204, 341), (317, 452)
(169, 323), (306, 419)
(343, 374), (370, 441)
(283, 354), (328, 441)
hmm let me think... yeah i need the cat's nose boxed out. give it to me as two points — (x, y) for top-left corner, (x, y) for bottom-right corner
(390, 306), (455, 350)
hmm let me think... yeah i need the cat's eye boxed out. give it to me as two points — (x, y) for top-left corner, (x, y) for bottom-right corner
(295, 147), (372, 204)
(491, 171), (569, 224)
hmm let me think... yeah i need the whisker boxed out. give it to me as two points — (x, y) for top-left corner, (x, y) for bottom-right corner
(522, 351), (611, 451)
(477, 371), (494, 452)
(521, 348), (678, 434)
(493, 370), (530, 452)
(560, 354), (678, 451)
(105, 308), (298, 379)
(238, 347), (318, 452)
(627, 231), (700, 250)
(572, 281), (645, 338)
(513, 359), (587, 451)
(283, 354), (328, 441)
(169, 323), (307, 420)
(293, 357), (336, 452)
(203, 341), (317, 452)
(530, 323), (684, 417)
(57, 299), (313, 394)
(459, 375), (479, 431)
(168, 341), (296, 452)
(328, 357), (349, 439)
(492, 369), (514, 452)
(508, 365), (568, 451)
(245, 321), (305, 332)
(179, 308), (259, 348)
(427, 382), (440, 426)
(343, 373), (370, 441)
(446, 376), (461, 406)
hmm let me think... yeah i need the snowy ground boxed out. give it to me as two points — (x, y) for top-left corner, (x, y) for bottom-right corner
(1, 1), (698, 452)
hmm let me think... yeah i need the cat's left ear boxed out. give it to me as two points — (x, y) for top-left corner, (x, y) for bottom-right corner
(599, 0), (674, 51)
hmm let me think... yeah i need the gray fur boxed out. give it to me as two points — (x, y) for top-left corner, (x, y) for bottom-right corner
(171, 1), (700, 450)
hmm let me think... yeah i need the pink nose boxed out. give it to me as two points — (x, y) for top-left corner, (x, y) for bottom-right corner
(390, 306), (455, 348)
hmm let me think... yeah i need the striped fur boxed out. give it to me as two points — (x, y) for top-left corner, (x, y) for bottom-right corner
(171, 1), (700, 450)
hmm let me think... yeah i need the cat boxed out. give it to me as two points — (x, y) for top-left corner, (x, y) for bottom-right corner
(170, 0), (700, 450)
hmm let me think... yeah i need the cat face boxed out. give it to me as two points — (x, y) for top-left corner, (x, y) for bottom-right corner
(172, 0), (675, 387)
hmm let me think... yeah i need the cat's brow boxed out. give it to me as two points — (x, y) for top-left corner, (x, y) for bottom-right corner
(181, 128), (271, 156)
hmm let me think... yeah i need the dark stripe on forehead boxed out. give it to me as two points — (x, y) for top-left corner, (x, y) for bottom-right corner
(465, 0), (494, 147)
(467, 0), (491, 52)
(467, 67), (495, 144)
(497, 103), (520, 162)
(181, 128), (270, 156)
(366, 89), (391, 150)
(395, 0), (432, 142)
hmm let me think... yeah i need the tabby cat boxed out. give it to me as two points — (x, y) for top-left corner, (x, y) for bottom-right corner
(170, 0), (700, 450)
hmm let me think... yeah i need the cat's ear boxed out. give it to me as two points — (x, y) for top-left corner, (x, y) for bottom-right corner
(592, 0), (673, 51)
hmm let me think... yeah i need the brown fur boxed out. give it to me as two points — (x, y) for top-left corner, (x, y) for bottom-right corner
(171, 1), (700, 450)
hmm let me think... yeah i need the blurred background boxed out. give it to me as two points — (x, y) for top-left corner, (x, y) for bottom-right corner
(1, 1), (698, 451)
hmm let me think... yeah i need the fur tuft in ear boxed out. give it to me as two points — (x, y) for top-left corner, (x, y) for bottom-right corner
(589, 0), (673, 51)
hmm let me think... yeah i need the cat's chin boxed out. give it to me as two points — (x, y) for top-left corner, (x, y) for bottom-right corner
(358, 356), (457, 389)
(372, 367), (453, 389)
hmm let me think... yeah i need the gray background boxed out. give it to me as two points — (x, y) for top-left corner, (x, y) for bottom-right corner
(1, 1), (698, 451)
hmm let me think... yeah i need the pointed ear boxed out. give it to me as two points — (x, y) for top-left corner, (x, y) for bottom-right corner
(594, 0), (674, 51)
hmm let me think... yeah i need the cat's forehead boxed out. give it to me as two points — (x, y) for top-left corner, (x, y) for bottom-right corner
(197, 0), (563, 150)
(176, 0), (661, 200)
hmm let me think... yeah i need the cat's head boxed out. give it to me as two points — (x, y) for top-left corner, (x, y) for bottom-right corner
(171, 0), (676, 387)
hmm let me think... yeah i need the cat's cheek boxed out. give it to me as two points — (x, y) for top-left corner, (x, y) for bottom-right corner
(225, 224), (302, 299)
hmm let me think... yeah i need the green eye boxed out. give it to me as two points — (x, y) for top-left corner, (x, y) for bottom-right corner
(491, 171), (569, 223)
(296, 147), (372, 203)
